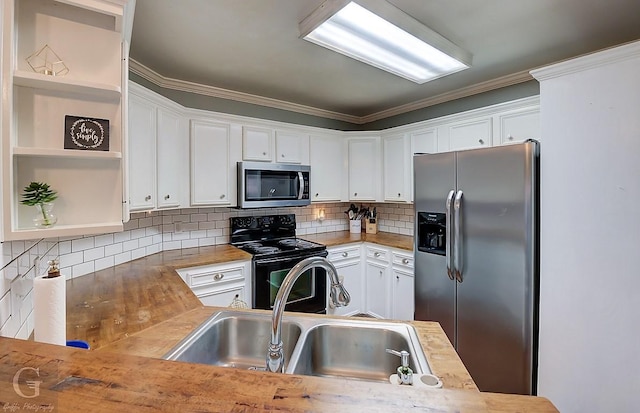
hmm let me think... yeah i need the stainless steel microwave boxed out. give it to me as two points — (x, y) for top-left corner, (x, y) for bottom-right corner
(237, 162), (310, 208)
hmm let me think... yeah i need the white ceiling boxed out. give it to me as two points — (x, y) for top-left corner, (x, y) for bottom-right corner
(129, 0), (640, 123)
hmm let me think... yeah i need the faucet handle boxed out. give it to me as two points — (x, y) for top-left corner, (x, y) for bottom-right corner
(386, 348), (411, 367)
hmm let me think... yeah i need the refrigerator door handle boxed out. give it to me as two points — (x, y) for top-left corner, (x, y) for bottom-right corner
(453, 190), (464, 283)
(445, 190), (456, 280)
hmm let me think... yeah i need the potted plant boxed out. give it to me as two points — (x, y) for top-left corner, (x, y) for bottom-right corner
(21, 181), (58, 228)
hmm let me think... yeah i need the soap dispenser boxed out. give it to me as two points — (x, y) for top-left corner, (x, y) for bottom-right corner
(386, 348), (413, 385)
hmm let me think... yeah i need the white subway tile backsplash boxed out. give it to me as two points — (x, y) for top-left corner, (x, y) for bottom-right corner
(72, 261), (95, 278)
(122, 239), (139, 251)
(131, 247), (147, 260)
(105, 243), (123, 257)
(123, 219), (139, 230)
(114, 251), (132, 265)
(0, 291), (11, 328)
(60, 251), (83, 268)
(130, 228), (146, 239)
(95, 256), (115, 271)
(72, 237), (95, 252)
(180, 239), (199, 249)
(84, 246), (105, 261)
(94, 234), (114, 247)
(59, 240), (72, 254)
(114, 231), (131, 243)
(139, 217), (153, 228)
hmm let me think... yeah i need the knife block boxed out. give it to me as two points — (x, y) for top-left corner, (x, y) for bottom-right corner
(366, 219), (378, 234)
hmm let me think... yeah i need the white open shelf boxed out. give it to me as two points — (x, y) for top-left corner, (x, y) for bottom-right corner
(13, 70), (121, 99)
(5, 222), (124, 241)
(12, 147), (122, 159)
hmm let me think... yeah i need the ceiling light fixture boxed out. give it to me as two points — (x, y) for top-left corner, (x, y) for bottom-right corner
(299, 0), (472, 84)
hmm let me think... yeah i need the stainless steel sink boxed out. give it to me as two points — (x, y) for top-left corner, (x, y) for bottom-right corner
(163, 310), (431, 382)
(163, 312), (301, 370)
(290, 323), (425, 382)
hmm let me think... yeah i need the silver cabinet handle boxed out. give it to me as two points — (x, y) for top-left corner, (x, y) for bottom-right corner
(374, 252), (381, 257)
(315, 193), (319, 197)
(479, 139), (485, 145)
(396, 275), (400, 280)
(262, 151), (267, 156)
(220, 194), (226, 199)
(281, 154), (285, 158)
(354, 192), (358, 196)
(145, 195), (151, 201)
(397, 192), (401, 197)
(342, 252), (348, 257)
(453, 190), (464, 283)
(164, 194), (170, 200)
(445, 190), (455, 280)
(213, 273), (224, 281)
(401, 258), (410, 265)
(507, 135), (514, 141)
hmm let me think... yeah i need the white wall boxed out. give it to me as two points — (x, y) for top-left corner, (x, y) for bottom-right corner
(533, 41), (640, 412)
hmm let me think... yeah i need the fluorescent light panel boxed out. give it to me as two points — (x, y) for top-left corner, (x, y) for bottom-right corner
(301, 1), (471, 84)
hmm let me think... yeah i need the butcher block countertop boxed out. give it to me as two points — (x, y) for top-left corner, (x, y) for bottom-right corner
(304, 230), (414, 250)
(0, 234), (558, 412)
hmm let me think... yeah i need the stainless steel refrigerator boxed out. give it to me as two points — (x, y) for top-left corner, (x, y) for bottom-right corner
(414, 140), (539, 395)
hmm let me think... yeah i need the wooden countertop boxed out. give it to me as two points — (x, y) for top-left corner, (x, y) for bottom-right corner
(1, 336), (557, 412)
(303, 231), (413, 251)
(44, 234), (558, 412)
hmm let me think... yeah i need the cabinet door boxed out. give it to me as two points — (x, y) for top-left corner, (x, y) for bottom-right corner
(242, 126), (272, 161)
(410, 128), (438, 202)
(383, 134), (410, 202)
(392, 268), (414, 321)
(496, 107), (540, 145)
(365, 261), (389, 318)
(197, 284), (246, 307)
(191, 120), (231, 205)
(156, 107), (187, 209)
(275, 131), (306, 164)
(128, 95), (156, 211)
(348, 137), (381, 201)
(309, 134), (344, 202)
(330, 258), (363, 316)
(448, 117), (492, 151)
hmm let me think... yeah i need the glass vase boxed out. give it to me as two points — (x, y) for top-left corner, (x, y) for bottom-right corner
(33, 202), (57, 228)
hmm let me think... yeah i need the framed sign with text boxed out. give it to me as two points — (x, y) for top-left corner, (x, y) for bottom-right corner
(64, 115), (109, 151)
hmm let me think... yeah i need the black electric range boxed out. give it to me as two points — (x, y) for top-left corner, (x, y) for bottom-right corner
(230, 214), (327, 313)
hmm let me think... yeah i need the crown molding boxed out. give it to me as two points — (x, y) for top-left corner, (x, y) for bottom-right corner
(129, 59), (361, 124)
(130, 59), (534, 125)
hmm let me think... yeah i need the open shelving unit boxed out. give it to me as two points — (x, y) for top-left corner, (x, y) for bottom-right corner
(1, 0), (133, 241)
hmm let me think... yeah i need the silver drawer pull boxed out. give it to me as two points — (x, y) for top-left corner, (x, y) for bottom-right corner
(478, 138), (485, 145)
(220, 194), (226, 199)
(402, 258), (410, 265)
(374, 252), (381, 257)
(164, 194), (170, 200)
(213, 273), (224, 281)
(342, 252), (348, 257)
(145, 195), (151, 201)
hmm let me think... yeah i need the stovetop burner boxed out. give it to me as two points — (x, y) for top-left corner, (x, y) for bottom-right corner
(230, 214), (326, 260)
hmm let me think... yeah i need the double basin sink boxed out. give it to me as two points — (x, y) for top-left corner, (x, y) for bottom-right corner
(163, 310), (431, 382)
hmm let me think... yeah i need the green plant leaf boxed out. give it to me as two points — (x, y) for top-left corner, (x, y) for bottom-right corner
(20, 181), (58, 206)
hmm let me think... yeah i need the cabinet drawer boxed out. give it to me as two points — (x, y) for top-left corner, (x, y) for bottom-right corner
(365, 245), (389, 263)
(392, 251), (414, 269)
(197, 284), (246, 307)
(328, 245), (361, 262)
(179, 264), (246, 288)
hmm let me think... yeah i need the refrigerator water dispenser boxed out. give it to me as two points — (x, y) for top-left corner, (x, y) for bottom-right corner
(417, 212), (446, 255)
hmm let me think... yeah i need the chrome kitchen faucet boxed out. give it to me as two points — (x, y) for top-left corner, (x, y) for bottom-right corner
(266, 257), (350, 373)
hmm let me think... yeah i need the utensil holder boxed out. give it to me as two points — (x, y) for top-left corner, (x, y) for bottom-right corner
(349, 220), (362, 233)
(366, 219), (378, 234)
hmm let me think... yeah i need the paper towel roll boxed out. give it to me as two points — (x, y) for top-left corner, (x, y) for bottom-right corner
(33, 274), (66, 345)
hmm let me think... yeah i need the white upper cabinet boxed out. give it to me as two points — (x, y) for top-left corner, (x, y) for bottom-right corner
(383, 134), (411, 203)
(446, 116), (493, 151)
(495, 107), (540, 145)
(128, 83), (189, 212)
(309, 134), (346, 202)
(275, 130), (308, 164)
(348, 136), (381, 202)
(156, 107), (188, 208)
(1, 0), (132, 240)
(410, 128), (438, 202)
(191, 119), (241, 206)
(242, 126), (272, 161)
(128, 94), (157, 211)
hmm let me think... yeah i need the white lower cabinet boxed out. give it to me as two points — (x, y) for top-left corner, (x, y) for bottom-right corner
(176, 261), (250, 307)
(365, 260), (390, 318)
(391, 250), (415, 320)
(327, 244), (363, 316)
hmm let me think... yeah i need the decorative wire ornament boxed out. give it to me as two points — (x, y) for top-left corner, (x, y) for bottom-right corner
(26, 44), (69, 76)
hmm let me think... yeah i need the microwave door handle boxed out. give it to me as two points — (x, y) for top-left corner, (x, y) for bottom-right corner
(445, 190), (455, 280)
(453, 190), (463, 283)
(297, 172), (304, 200)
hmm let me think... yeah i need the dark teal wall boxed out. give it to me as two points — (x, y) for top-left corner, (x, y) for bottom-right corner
(130, 73), (539, 131)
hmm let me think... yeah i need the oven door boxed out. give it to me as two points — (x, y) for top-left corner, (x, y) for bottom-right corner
(253, 252), (327, 313)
